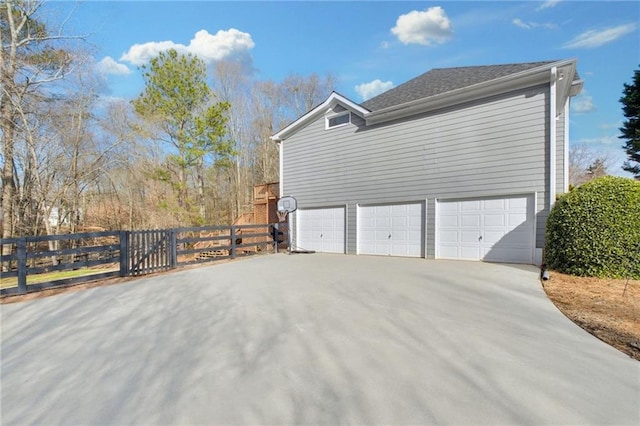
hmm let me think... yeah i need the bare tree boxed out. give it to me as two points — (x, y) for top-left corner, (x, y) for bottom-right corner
(281, 72), (336, 117)
(569, 144), (614, 187)
(212, 60), (252, 220)
(1, 0), (84, 269)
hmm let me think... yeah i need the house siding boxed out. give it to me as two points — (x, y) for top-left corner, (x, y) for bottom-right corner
(283, 84), (553, 257)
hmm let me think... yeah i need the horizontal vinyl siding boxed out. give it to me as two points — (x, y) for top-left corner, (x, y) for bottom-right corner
(283, 84), (551, 255)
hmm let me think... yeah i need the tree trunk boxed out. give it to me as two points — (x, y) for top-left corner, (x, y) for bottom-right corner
(196, 161), (206, 221)
(1, 101), (16, 270)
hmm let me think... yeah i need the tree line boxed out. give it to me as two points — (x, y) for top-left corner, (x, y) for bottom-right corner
(2, 1), (639, 247)
(1, 0), (334, 248)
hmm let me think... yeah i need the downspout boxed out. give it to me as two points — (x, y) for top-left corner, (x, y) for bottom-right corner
(278, 140), (284, 196)
(549, 67), (557, 208)
(564, 99), (570, 193)
(277, 139), (293, 252)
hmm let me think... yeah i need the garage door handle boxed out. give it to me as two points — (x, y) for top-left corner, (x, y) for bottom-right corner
(320, 233), (323, 238)
(388, 234), (391, 239)
(479, 235), (483, 241)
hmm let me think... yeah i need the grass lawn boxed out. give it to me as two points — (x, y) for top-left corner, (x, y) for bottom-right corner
(0, 268), (117, 289)
(543, 272), (640, 361)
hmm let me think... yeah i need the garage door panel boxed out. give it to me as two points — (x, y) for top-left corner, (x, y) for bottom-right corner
(439, 230), (458, 244)
(361, 217), (375, 227)
(461, 201), (481, 211)
(391, 216), (407, 227)
(439, 202), (459, 213)
(509, 213), (527, 226)
(378, 218), (391, 228)
(509, 198), (528, 208)
(439, 246), (458, 258)
(483, 231), (505, 244)
(358, 202), (424, 257)
(462, 215), (481, 227)
(484, 199), (505, 209)
(484, 247), (531, 263)
(439, 215), (458, 227)
(437, 195), (533, 264)
(484, 214), (505, 227)
(297, 207), (345, 254)
(461, 246), (482, 259)
(374, 230), (389, 240)
(461, 231), (480, 243)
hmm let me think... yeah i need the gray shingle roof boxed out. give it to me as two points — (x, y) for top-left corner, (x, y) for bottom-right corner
(361, 61), (558, 111)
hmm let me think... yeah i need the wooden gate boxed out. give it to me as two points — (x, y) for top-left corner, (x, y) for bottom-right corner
(126, 230), (175, 276)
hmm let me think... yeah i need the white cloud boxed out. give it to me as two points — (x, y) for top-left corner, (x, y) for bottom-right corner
(120, 28), (255, 66)
(599, 121), (621, 130)
(575, 136), (618, 145)
(188, 29), (255, 63)
(572, 93), (596, 113)
(120, 40), (182, 66)
(380, 41), (390, 49)
(513, 19), (532, 30)
(512, 18), (557, 30)
(536, 0), (561, 11)
(355, 79), (394, 101)
(391, 6), (453, 46)
(97, 56), (131, 75)
(562, 23), (637, 49)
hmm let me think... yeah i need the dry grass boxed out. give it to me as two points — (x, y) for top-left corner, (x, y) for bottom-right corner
(0, 257), (241, 304)
(543, 271), (640, 360)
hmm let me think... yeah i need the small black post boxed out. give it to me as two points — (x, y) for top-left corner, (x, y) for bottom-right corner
(169, 229), (177, 269)
(230, 226), (236, 259)
(16, 238), (27, 294)
(119, 230), (130, 277)
(272, 224), (279, 254)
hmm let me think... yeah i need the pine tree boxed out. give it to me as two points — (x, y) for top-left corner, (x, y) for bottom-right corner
(620, 67), (640, 178)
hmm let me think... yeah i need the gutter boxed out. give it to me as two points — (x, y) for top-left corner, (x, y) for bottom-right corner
(365, 59), (577, 126)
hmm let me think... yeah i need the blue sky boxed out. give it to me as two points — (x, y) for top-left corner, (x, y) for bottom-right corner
(48, 1), (639, 176)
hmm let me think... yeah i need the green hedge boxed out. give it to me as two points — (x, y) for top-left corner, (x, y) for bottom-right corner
(545, 176), (640, 278)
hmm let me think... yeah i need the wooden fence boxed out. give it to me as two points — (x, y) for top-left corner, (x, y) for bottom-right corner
(0, 223), (288, 296)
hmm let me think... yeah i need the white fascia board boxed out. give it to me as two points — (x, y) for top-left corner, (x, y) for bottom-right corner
(366, 59), (578, 126)
(555, 60), (580, 115)
(271, 92), (370, 142)
(569, 79), (584, 97)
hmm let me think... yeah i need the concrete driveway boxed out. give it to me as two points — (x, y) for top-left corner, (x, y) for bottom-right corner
(1, 254), (638, 425)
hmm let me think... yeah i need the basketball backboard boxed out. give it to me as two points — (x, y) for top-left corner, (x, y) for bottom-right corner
(277, 195), (297, 213)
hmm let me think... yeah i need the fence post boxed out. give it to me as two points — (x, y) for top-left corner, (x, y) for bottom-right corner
(119, 230), (129, 277)
(17, 238), (27, 294)
(272, 224), (278, 254)
(169, 229), (177, 269)
(230, 226), (236, 259)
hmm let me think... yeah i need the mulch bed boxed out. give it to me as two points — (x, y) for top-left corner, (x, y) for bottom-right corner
(542, 272), (640, 361)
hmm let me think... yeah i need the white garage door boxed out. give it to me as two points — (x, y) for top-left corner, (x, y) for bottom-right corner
(296, 207), (345, 253)
(358, 202), (423, 257)
(437, 195), (534, 263)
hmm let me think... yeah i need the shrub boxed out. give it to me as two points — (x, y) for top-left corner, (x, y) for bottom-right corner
(545, 176), (640, 278)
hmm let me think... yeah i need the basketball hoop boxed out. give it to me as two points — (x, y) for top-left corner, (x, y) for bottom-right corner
(277, 210), (288, 222)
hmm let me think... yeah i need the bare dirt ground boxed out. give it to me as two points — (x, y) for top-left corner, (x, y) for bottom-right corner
(543, 272), (640, 361)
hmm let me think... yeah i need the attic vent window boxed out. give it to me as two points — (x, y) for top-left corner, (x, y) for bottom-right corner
(326, 111), (351, 129)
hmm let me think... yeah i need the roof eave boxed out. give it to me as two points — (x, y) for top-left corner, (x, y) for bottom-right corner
(366, 59), (578, 126)
(570, 79), (584, 97)
(271, 92), (370, 142)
